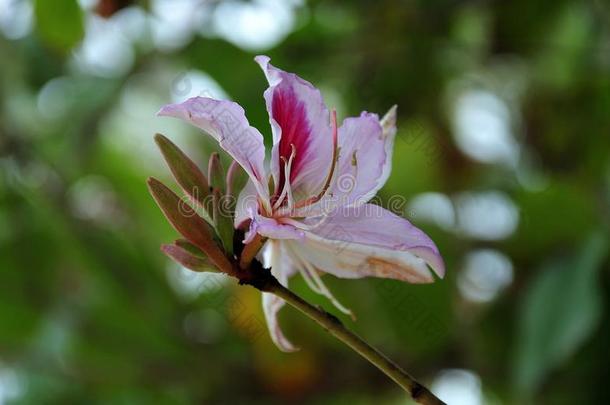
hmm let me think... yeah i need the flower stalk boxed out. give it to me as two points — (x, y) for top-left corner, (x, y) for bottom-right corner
(243, 268), (445, 405)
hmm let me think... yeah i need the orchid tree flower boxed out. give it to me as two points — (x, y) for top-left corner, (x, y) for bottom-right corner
(157, 56), (444, 352)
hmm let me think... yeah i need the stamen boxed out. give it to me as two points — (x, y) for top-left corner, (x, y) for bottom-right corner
(292, 108), (339, 211)
(277, 217), (312, 230)
(273, 144), (296, 211)
(257, 188), (272, 216)
(306, 263), (355, 320)
(289, 243), (355, 319)
(277, 216), (332, 233)
(288, 245), (324, 295)
(285, 164), (294, 211)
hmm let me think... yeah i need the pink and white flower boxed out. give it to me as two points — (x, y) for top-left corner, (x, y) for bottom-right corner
(158, 56), (445, 351)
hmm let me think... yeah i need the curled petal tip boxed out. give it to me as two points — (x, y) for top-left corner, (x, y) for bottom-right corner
(263, 290), (300, 352)
(254, 55), (270, 65)
(381, 105), (397, 131)
(408, 244), (445, 281)
(433, 259), (446, 279)
(271, 331), (300, 352)
(254, 56), (272, 76)
(280, 345), (300, 353)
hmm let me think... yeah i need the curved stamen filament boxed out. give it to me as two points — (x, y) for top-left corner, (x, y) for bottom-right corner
(288, 243), (355, 319)
(287, 245), (324, 295)
(276, 216), (332, 234)
(292, 108), (339, 211)
(257, 190), (272, 217)
(273, 144), (296, 211)
(277, 217), (312, 230)
(304, 262), (354, 320)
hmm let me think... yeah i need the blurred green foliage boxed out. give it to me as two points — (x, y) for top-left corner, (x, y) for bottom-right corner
(0, 0), (609, 404)
(513, 232), (607, 395)
(34, 0), (84, 52)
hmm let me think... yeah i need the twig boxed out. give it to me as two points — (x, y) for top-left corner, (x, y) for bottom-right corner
(246, 274), (446, 405)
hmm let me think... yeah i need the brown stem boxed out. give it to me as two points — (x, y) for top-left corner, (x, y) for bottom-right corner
(258, 278), (445, 405)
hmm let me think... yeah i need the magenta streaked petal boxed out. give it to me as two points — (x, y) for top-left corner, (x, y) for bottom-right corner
(289, 106), (397, 218)
(291, 204), (444, 283)
(157, 97), (268, 198)
(255, 55), (333, 201)
(272, 86), (311, 185)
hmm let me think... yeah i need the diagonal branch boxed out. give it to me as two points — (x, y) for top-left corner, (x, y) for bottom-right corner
(243, 273), (446, 405)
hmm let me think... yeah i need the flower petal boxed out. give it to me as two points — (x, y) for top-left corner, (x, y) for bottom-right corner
(262, 241), (299, 352)
(234, 178), (259, 229)
(378, 105), (398, 188)
(291, 204), (444, 283)
(157, 97), (268, 198)
(290, 106), (397, 218)
(332, 106), (397, 206)
(245, 211), (305, 243)
(255, 55), (333, 201)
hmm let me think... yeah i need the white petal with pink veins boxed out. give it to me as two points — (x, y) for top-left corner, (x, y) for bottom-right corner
(158, 97), (269, 200)
(261, 241), (299, 352)
(291, 204), (445, 283)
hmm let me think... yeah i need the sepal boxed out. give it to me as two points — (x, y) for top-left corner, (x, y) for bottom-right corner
(161, 239), (219, 273)
(154, 133), (211, 222)
(147, 177), (232, 272)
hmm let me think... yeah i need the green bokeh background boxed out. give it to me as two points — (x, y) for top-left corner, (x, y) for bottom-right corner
(1, 1), (609, 404)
